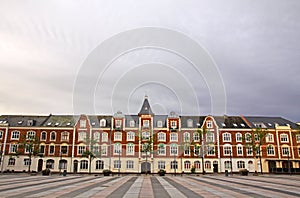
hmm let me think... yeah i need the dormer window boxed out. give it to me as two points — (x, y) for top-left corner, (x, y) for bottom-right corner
(171, 121), (177, 128)
(27, 120), (34, 126)
(207, 121), (213, 128)
(100, 119), (106, 127)
(115, 120), (122, 128)
(157, 120), (163, 128)
(80, 120), (86, 128)
(143, 120), (149, 128)
(187, 119), (193, 128)
(130, 120), (135, 127)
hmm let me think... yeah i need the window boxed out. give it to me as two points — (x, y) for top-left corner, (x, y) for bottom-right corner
(223, 133), (231, 142)
(9, 144), (18, 153)
(245, 133), (251, 142)
(50, 132), (56, 141)
(171, 161), (178, 169)
(194, 145), (200, 156)
(254, 134), (260, 142)
(78, 145), (85, 155)
(223, 145), (232, 155)
(237, 145), (243, 155)
(236, 133), (242, 142)
(158, 132), (166, 141)
(26, 131), (35, 139)
(127, 132), (135, 141)
(296, 134), (300, 143)
(114, 160), (121, 169)
(59, 160), (67, 169)
(93, 144), (100, 155)
(115, 120), (122, 128)
(129, 120), (135, 127)
(80, 120), (86, 128)
(101, 145), (107, 156)
(194, 161), (201, 169)
(246, 146), (253, 155)
(205, 161), (211, 169)
(224, 161), (232, 169)
(170, 144), (178, 155)
(39, 145), (45, 154)
(280, 134), (289, 143)
(126, 160), (134, 169)
(114, 132), (122, 141)
(193, 132), (199, 141)
(187, 119), (193, 128)
(184, 132), (190, 142)
(237, 161), (245, 169)
(78, 132), (86, 142)
(0, 131), (3, 139)
(11, 131), (20, 140)
(114, 144), (122, 154)
(206, 121), (213, 128)
(282, 147), (290, 156)
(170, 121), (177, 128)
(46, 159), (54, 169)
(24, 159), (31, 166)
(142, 143), (150, 155)
(102, 132), (108, 142)
(8, 158), (15, 166)
(96, 160), (104, 170)
(100, 119), (106, 127)
(126, 144), (134, 155)
(184, 144), (190, 155)
(142, 132), (150, 140)
(92, 132), (100, 142)
(61, 132), (69, 141)
(206, 132), (214, 142)
(41, 131), (47, 141)
(61, 146), (68, 154)
(170, 133), (178, 142)
(25, 144), (33, 153)
(158, 144), (166, 155)
(157, 120), (163, 128)
(143, 120), (149, 128)
(267, 145), (275, 155)
(207, 145), (215, 155)
(158, 161), (165, 169)
(49, 145), (55, 155)
(267, 133), (274, 142)
(184, 161), (191, 169)
(80, 160), (88, 169)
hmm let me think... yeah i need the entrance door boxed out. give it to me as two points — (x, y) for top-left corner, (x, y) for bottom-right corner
(213, 161), (218, 173)
(141, 162), (151, 174)
(268, 161), (276, 173)
(37, 159), (43, 172)
(73, 160), (78, 173)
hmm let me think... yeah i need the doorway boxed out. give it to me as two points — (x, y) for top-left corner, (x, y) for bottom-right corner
(73, 160), (78, 173)
(213, 161), (218, 173)
(141, 162), (151, 174)
(37, 159), (43, 172)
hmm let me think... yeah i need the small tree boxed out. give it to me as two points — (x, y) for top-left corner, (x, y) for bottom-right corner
(82, 150), (96, 174)
(245, 128), (268, 174)
(193, 126), (210, 174)
(18, 134), (41, 173)
(140, 132), (156, 175)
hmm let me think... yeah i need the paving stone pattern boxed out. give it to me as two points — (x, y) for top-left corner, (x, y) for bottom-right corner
(0, 174), (299, 197)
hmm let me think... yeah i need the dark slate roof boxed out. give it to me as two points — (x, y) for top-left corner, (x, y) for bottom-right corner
(42, 115), (79, 127)
(125, 115), (139, 128)
(138, 96), (154, 115)
(180, 116), (205, 128)
(154, 115), (168, 128)
(244, 116), (298, 129)
(214, 116), (251, 129)
(96, 115), (112, 128)
(0, 115), (49, 127)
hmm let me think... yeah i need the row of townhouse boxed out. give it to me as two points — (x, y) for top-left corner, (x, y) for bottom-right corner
(0, 96), (299, 174)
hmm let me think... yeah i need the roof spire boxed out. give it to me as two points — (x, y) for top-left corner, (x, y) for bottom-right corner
(138, 95), (154, 115)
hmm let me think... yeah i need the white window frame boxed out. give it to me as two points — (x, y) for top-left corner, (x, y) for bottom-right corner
(236, 133), (242, 142)
(102, 132), (108, 142)
(158, 132), (166, 141)
(280, 134), (289, 143)
(11, 131), (20, 140)
(126, 144), (134, 155)
(206, 121), (213, 128)
(114, 132), (122, 141)
(223, 133), (231, 142)
(126, 160), (134, 169)
(80, 120), (86, 128)
(170, 133), (178, 142)
(127, 131), (135, 141)
(77, 145), (86, 155)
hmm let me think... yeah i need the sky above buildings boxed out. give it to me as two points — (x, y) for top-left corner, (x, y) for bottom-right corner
(0, 0), (299, 122)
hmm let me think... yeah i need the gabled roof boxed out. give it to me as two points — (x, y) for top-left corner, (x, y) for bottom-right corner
(180, 116), (205, 128)
(243, 116), (298, 129)
(138, 96), (154, 115)
(0, 115), (49, 127)
(214, 116), (250, 129)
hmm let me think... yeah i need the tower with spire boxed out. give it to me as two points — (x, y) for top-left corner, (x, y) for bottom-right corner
(138, 95), (154, 116)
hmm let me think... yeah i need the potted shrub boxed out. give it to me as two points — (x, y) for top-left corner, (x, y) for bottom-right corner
(103, 169), (111, 176)
(42, 168), (50, 176)
(158, 169), (166, 176)
(239, 169), (249, 176)
(191, 167), (196, 174)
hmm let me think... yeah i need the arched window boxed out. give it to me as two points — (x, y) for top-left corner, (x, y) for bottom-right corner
(50, 131), (56, 141)
(59, 159), (67, 169)
(41, 131), (47, 141)
(237, 161), (245, 169)
(96, 160), (104, 170)
(222, 133), (231, 142)
(80, 160), (88, 169)
(236, 133), (242, 142)
(61, 132), (69, 141)
(126, 143), (134, 155)
(194, 161), (201, 169)
(114, 132), (122, 141)
(102, 132), (108, 142)
(46, 159), (54, 169)
(205, 161), (211, 169)
(26, 131), (35, 139)
(158, 132), (166, 141)
(245, 133), (252, 142)
(187, 119), (193, 128)
(170, 144), (178, 155)
(127, 131), (135, 141)
(193, 132), (199, 141)
(93, 132), (100, 142)
(78, 132), (86, 142)
(100, 119), (106, 127)
(171, 161), (178, 169)
(224, 161), (232, 169)
(223, 144), (232, 156)
(184, 161), (191, 169)
(267, 145), (275, 155)
(11, 131), (20, 140)
(184, 132), (190, 142)
(236, 144), (243, 155)
(158, 144), (166, 155)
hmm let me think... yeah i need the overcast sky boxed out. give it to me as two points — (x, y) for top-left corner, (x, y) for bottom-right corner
(0, 0), (299, 122)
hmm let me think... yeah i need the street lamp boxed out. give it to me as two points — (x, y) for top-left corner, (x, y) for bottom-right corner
(230, 150), (233, 175)
(59, 152), (63, 174)
(173, 150), (176, 176)
(118, 150), (121, 176)
(287, 150), (291, 176)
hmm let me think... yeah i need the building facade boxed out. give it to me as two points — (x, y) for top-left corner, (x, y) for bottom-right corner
(0, 96), (299, 174)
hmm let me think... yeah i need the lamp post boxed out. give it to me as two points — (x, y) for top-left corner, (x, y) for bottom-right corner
(230, 150), (233, 175)
(173, 151), (176, 176)
(287, 150), (291, 176)
(59, 152), (62, 174)
(0, 151), (3, 174)
(118, 150), (121, 176)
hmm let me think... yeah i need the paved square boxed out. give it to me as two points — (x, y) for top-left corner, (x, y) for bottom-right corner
(0, 174), (299, 197)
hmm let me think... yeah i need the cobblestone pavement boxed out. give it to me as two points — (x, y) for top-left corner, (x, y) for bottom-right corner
(0, 174), (300, 198)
